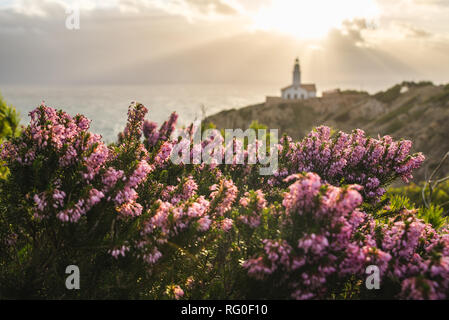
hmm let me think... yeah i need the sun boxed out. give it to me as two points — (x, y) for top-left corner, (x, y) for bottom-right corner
(250, 0), (379, 39)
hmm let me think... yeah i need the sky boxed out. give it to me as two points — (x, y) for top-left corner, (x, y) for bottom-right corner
(1, 0), (449, 91)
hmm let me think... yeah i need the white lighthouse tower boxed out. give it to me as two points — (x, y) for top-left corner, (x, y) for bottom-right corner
(293, 57), (301, 86)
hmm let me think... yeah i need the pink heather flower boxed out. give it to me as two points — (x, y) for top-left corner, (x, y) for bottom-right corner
(238, 215), (261, 228)
(143, 248), (163, 264)
(114, 187), (138, 205)
(75, 114), (90, 131)
(126, 160), (153, 189)
(198, 216), (212, 232)
(117, 200), (143, 217)
(238, 189), (267, 228)
(110, 245), (130, 259)
(52, 189), (66, 208)
(399, 277), (443, 300)
(282, 173), (322, 215)
(59, 145), (77, 166)
(242, 257), (276, 280)
(154, 141), (173, 167)
(263, 239), (292, 267)
(239, 196), (249, 207)
(173, 285), (184, 300)
(181, 176), (198, 200)
(139, 195), (211, 266)
(102, 168), (125, 192)
(254, 189), (267, 210)
(209, 179), (238, 216)
(111, 160), (152, 217)
(221, 218), (234, 232)
(277, 126), (425, 201)
(244, 172), (381, 299)
(298, 234), (329, 256)
(6, 105), (120, 224)
(33, 193), (47, 213)
(87, 188), (104, 207)
(143, 120), (158, 140)
(158, 112), (179, 141)
(123, 102), (148, 140)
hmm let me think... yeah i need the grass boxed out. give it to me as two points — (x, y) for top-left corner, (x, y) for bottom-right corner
(427, 85), (449, 104)
(385, 120), (404, 134)
(374, 81), (433, 104)
(334, 110), (351, 123)
(374, 84), (402, 104)
(374, 97), (417, 125)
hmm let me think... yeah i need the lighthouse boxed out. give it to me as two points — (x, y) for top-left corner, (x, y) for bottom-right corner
(293, 58), (301, 86)
(281, 58), (316, 100)
(265, 57), (318, 106)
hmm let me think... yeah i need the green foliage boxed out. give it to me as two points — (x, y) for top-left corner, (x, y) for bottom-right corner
(374, 81), (433, 104)
(427, 83), (449, 104)
(387, 181), (449, 229)
(334, 110), (351, 122)
(374, 84), (402, 104)
(418, 204), (447, 230)
(0, 92), (20, 140)
(388, 180), (449, 213)
(389, 194), (413, 211)
(249, 120), (272, 149)
(249, 120), (267, 131)
(202, 121), (216, 133)
(0, 92), (21, 179)
(375, 97), (417, 126)
(0, 102), (447, 300)
(340, 89), (369, 96)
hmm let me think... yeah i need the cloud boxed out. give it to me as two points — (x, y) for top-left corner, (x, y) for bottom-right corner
(1, 0), (449, 90)
(0, 0), (248, 85)
(340, 18), (371, 45)
(413, 0), (449, 7)
(398, 23), (433, 39)
(121, 0), (241, 20)
(184, 0), (239, 15)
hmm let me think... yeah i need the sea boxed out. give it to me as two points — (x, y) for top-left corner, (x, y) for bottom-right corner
(0, 84), (280, 143)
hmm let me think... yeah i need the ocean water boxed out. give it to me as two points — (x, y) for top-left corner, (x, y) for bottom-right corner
(0, 84), (279, 143)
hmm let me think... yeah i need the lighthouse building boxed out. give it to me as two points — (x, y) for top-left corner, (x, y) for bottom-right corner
(281, 58), (316, 100)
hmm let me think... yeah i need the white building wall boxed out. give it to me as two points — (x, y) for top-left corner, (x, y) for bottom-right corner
(282, 87), (311, 100)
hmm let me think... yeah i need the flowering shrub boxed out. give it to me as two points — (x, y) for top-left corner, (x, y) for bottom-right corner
(273, 126), (425, 201)
(0, 101), (448, 300)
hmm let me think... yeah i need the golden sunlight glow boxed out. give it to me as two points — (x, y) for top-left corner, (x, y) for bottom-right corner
(250, 0), (379, 39)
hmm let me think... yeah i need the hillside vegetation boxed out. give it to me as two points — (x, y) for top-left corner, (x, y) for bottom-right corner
(204, 81), (449, 181)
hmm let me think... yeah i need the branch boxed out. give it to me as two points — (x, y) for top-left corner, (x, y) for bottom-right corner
(422, 151), (449, 208)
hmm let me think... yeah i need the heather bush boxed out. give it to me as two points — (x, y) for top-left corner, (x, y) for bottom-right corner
(0, 101), (448, 299)
(272, 126), (425, 201)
